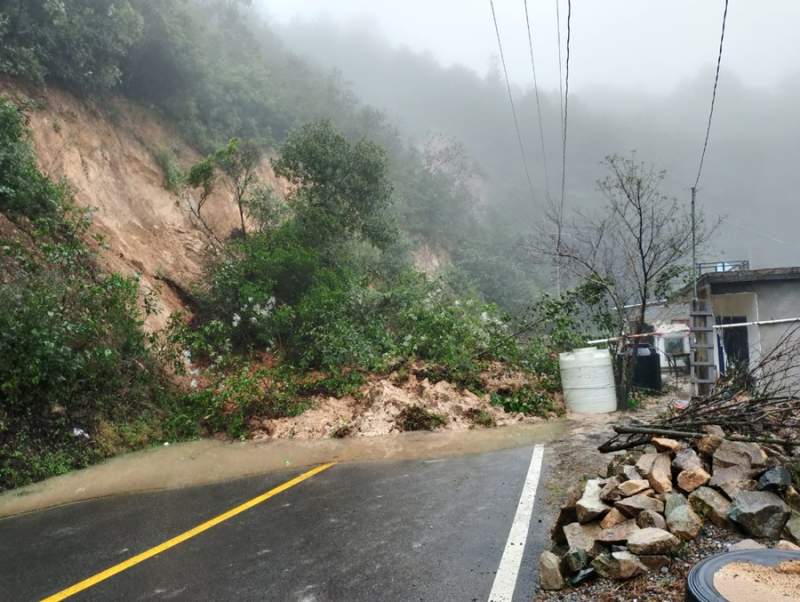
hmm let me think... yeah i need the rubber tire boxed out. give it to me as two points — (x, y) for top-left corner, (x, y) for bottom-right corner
(686, 549), (800, 601)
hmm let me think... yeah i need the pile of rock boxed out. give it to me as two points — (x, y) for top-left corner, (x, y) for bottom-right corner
(540, 427), (800, 591)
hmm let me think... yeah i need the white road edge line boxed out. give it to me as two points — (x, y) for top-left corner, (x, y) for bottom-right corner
(488, 444), (545, 602)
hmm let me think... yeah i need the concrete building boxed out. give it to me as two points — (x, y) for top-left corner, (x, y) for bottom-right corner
(690, 267), (800, 380)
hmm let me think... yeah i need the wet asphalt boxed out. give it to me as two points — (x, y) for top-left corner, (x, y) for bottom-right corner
(0, 445), (552, 602)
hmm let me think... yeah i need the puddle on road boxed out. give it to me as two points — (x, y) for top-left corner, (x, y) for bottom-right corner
(0, 421), (568, 518)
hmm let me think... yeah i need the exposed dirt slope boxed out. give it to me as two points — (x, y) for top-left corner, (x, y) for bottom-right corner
(0, 78), (285, 329)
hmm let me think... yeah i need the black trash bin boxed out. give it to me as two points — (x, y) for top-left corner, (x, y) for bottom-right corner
(630, 343), (662, 392)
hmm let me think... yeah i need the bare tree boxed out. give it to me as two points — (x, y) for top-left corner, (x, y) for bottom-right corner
(536, 153), (717, 405)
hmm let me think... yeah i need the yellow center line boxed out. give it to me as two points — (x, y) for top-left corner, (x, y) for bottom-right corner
(40, 462), (336, 602)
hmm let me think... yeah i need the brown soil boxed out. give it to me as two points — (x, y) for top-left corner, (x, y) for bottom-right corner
(256, 365), (555, 440)
(0, 77), (286, 330)
(714, 561), (800, 602)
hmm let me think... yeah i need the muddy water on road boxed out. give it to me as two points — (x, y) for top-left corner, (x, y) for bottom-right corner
(0, 421), (568, 518)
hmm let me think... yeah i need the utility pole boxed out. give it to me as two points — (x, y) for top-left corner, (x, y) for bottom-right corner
(691, 186), (697, 300)
(689, 185), (714, 397)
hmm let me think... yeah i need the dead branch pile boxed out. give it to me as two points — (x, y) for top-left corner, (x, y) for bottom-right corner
(600, 324), (800, 453)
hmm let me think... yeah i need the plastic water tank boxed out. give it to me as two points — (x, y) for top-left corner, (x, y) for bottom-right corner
(558, 347), (617, 413)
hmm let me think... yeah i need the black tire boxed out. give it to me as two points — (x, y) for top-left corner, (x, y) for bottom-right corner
(686, 549), (800, 601)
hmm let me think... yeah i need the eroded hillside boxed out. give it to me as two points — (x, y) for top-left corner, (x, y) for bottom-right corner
(0, 79), (286, 329)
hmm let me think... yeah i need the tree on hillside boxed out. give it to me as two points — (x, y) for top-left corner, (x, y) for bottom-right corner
(214, 138), (260, 238)
(536, 154), (716, 404)
(185, 137), (261, 244)
(272, 120), (395, 252)
(0, 0), (144, 92)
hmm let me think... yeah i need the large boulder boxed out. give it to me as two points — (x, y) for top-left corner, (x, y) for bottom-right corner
(539, 551), (565, 590)
(622, 465), (643, 482)
(673, 448), (703, 472)
(616, 493), (664, 517)
(651, 437), (683, 453)
(600, 477), (623, 502)
(636, 509), (667, 530)
(709, 465), (758, 499)
(551, 484), (583, 544)
(758, 466), (792, 493)
(663, 492), (688, 518)
(576, 479), (612, 523)
(728, 491), (791, 539)
(596, 519), (640, 544)
(591, 551), (646, 580)
(696, 434), (723, 456)
(648, 453), (673, 494)
(561, 548), (589, 575)
(627, 528), (681, 555)
(713, 440), (767, 471)
(689, 487), (731, 528)
(635, 453), (658, 477)
(617, 479), (651, 497)
(600, 507), (628, 529)
(563, 522), (603, 558)
(782, 512), (800, 543)
(677, 467), (711, 493)
(666, 504), (703, 541)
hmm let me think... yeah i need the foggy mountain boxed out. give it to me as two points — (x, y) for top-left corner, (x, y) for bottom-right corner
(274, 18), (800, 269)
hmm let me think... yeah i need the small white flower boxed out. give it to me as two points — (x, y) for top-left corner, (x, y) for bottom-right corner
(72, 427), (90, 439)
(190, 379), (198, 389)
(232, 313), (241, 327)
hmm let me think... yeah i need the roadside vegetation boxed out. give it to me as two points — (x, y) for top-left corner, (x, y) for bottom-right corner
(0, 93), (571, 490)
(0, 98), (178, 489)
(0, 0), (696, 491)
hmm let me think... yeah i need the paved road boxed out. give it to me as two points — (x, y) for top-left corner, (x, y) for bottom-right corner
(0, 445), (552, 602)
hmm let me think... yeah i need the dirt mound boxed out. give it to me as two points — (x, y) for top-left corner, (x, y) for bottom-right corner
(257, 366), (555, 440)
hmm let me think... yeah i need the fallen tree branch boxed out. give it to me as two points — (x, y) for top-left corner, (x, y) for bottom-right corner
(611, 425), (798, 447)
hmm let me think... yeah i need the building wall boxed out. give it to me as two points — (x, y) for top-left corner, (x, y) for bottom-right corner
(751, 281), (800, 371)
(711, 292), (761, 372)
(710, 280), (800, 394)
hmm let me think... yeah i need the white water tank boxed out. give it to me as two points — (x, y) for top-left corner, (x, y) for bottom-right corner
(558, 347), (617, 413)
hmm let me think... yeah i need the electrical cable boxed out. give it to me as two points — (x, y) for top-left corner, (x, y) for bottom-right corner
(694, 0), (729, 188)
(523, 0), (551, 202)
(555, 0), (565, 149)
(559, 0), (571, 225)
(489, 0), (537, 201)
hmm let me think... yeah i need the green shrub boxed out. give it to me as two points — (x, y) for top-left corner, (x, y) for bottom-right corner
(396, 406), (447, 431)
(153, 148), (184, 193)
(0, 98), (177, 490)
(465, 408), (496, 428)
(0, 98), (65, 218)
(490, 386), (560, 417)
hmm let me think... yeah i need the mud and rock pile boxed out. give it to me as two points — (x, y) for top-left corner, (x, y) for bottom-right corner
(256, 364), (560, 440)
(540, 426), (800, 591)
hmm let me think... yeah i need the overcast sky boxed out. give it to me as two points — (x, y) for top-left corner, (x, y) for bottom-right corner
(264, 0), (800, 94)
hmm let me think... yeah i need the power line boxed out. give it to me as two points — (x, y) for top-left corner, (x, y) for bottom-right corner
(560, 0), (572, 221)
(694, 0), (729, 188)
(489, 0), (537, 201)
(523, 0), (551, 202)
(555, 0), (565, 156)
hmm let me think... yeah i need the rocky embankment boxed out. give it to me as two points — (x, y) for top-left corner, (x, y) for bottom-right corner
(539, 426), (800, 595)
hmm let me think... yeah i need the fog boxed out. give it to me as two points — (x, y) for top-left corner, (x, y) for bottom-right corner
(262, 1), (800, 268)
